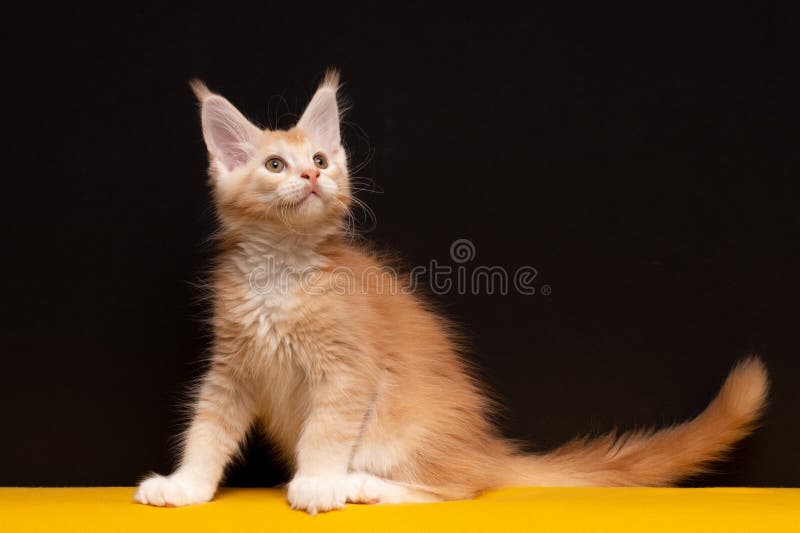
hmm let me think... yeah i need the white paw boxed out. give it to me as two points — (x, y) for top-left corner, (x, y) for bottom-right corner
(134, 473), (215, 507)
(287, 474), (349, 515)
(345, 472), (383, 504)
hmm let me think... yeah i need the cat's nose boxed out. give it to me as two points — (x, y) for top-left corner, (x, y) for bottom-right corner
(300, 169), (319, 188)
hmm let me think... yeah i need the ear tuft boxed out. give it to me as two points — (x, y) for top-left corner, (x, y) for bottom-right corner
(189, 79), (213, 102)
(191, 82), (262, 172)
(321, 68), (341, 92)
(297, 68), (343, 151)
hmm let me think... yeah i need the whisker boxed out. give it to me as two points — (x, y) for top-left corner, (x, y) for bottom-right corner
(349, 176), (384, 194)
(349, 195), (378, 232)
(333, 197), (356, 243)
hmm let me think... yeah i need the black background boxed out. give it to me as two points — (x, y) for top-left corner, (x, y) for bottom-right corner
(3, 5), (798, 487)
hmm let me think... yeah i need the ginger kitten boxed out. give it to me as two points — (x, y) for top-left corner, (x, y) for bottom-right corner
(134, 71), (769, 514)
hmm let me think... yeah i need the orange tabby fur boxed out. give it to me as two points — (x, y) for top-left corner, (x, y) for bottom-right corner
(134, 70), (769, 514)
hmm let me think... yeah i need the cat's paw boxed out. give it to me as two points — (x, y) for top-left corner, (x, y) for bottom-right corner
(287, 474), (349, 515)
(134, 473), (215, 507)
(345, 472), (382, 504)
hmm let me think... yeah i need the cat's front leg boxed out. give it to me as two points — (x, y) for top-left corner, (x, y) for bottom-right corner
(287, 373), (376, 514)
(135, 362), (256, 507)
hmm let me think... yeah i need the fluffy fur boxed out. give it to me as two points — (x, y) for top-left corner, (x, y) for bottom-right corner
(135, 71), (769, 514)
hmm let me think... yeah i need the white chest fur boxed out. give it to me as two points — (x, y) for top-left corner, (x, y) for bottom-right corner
(219, 234), (332, 373)
(219, 233), (330, 454)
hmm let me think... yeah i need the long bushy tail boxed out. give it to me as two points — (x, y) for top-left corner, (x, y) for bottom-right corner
(502, 357), (769, 487)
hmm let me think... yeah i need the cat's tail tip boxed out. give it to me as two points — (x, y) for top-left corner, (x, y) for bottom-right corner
(716, 355), (769, 424)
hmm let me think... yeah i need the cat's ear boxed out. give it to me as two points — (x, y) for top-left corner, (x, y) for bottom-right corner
(190, 80), (262, 171)
(297, 69), (342, 152)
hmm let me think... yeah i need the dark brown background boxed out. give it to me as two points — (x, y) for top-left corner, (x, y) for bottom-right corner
(3, 5), (798, 487)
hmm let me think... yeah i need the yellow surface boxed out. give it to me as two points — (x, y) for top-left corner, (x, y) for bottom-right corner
(1, 487), (798, 532)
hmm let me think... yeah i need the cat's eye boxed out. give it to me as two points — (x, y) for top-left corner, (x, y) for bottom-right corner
(265, 157), (286, 173)
(313, 153), (329, 169)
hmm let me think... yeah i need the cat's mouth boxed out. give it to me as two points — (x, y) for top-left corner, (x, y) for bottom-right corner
(276, 189), (325, 217)
(282, 191), (323, 213)
(301, 190), (321, 203)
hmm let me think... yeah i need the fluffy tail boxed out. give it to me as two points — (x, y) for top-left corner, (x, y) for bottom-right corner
(502, 357), (769, 487)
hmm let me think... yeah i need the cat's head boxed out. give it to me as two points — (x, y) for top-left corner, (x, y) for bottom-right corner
(192, 70), (350, 236)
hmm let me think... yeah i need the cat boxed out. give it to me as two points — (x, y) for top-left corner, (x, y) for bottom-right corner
(134, 70), (769, 514)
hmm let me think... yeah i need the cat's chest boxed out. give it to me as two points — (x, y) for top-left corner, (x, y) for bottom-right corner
(232, 242), (319, 303)
(223, 244), (326, 364)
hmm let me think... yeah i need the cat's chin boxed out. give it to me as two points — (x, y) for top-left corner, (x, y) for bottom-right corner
(270, 196), (340, 233)
(291, 194), (326, 218)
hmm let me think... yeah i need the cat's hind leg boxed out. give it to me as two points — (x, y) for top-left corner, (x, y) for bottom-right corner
(346, 472), (443, 504)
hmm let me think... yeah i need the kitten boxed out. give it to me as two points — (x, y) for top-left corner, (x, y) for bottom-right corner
(134, 70), (768, 514)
